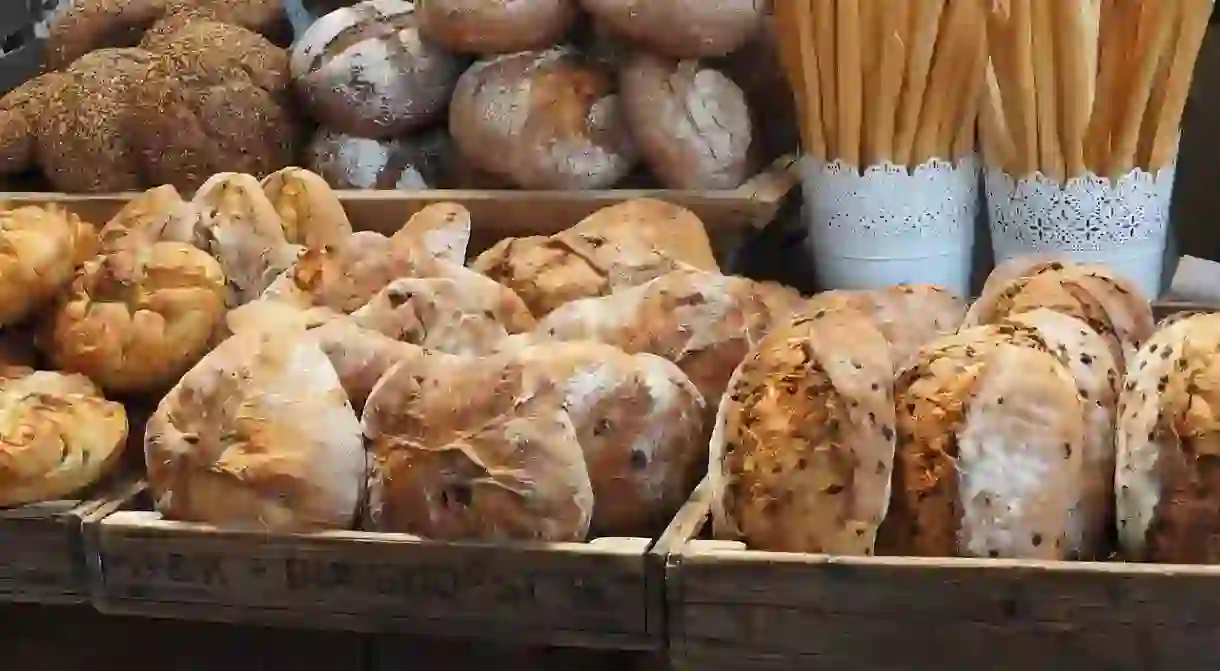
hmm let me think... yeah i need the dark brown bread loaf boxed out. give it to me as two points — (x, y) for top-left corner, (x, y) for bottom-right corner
(290, 0), (464, 138)
(44, 0), (167, 71)
(416, 0), (576, 54)
(307, 126), (450, 189)
(0, 73), (67, 175)
(580, 0), (766, 58)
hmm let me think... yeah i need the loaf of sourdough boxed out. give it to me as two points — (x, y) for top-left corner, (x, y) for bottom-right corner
(261, 167), (354, 251)
(362, 352), (593, 541)
(0, 205), (97, 328)
(145, 314), (366, 531)
(307, 126), (454, 189)
(449, 48), (637, 190)
(416, 0), (576, 54)
(877, 327), (1087, 559)
(0, 369), (129, 507)
(291, 0), (463, 138)
(580, 0), (766, 58)
(712, 307), (894, 553)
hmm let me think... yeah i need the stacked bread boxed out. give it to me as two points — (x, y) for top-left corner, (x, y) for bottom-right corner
(711, 258), (1172, 563)
(1, 0), (788, 193)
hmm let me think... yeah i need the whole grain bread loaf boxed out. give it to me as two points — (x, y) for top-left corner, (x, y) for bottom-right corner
(0, 73), (67, 175)
(580, 0), (766, 58)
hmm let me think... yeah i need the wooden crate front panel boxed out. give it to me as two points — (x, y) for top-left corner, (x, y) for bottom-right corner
(93, 511), (659, 648)
(0, 500), (92, 603)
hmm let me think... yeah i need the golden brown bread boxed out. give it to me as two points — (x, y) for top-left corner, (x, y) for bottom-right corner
(44, 0), (167, 71)
(0, 368), (129, 507)
(878, 327), (1087, 559)
(45, 242), (229, 394)
(0, 205), (98, 328)
(0, 73), (68, 175)
(362, 353), (593, 541)
(145, 315), (366, 531)
(580, 0), (766, 58)
(308, 317), (433, 413)
(97, 184), (199, 253)
(417, 0), (576, 54)
(711, 307), (894, 554)
(139, 4), (219, 52)
(260, 167), (354, 251)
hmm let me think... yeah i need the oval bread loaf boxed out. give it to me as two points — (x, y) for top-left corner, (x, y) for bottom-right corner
(416, 0), (576, 54)
(0, 205), (97, 328)
(580, 0), (766, 58)
(291, 0), (463, 138)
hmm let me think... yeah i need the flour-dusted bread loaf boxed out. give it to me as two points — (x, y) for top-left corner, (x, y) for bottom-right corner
(362, 353), (593, 541)
(963, 259), (1154, 368)
(711, 307), (894, 554)
(536, 268), (797, 408)
(620, 54), (752, 190)
(291, 0), (464, 138)
(449, 48), (637, 190)
(802, 284), (965, 371)
(878, 328), (1087, 559)
(0, 369), (129, 507)
(46, 242), (229, 394)
(1002, 309), (1119, 559)
(496, 339), (706, 536)
(192, 172), (304, 305)
(351, 268), (536, 355)
(97, 185), (200, 253)
(581, 0), (766, 58)
(306, 126), (453, 189)
(417, 0), (576, 54)
(0, 73), (68, 175)
(146, 315), (366, 531)
(307, 316), (434, 412)
(260, 167), (354, 251)
(0, 205), (97, 328)
(1116, 312), (1220, 563)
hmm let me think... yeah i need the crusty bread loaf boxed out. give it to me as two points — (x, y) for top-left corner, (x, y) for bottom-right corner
(191, 172), (304, 306)
(97, 184), (199, 253)
(306, 126), (452, 190)
(39, 48), (152, 193)
(128, 22), (297, 191)
(260, 167), (354, 251)
(620, 54), (753, 190)
(0, 73), (67, 175)
(46, 242), (229, 394)
(0, 205), (97, 328)
(393, 202), (472, 265)
(496, 339), (706, 536)
(308, 316), (433, 412)
(1116, 313), (1220, 563)
(0, 369), (128, 507)
(449, 48), (637, 190)
(291, 0), (463, 138)
(139, 4), (220, 52)
(146, 315), (366, 531)
(714, 12), (798, 166)
(416, 0), (576, 54)
(44, 0), (166, 71)
(580, 0), (766, 58)
(878, 328), (1087, 559)
(711, 307), (894, 553)
(801, 284), (965, 371)
(167, 0), (287, 37)
(362, 353), (593, 541)
(535, 268), (798, 409)
(963, 259), (1154, 368)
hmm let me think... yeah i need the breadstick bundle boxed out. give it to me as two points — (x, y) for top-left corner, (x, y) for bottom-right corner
(774, 0), (987, 296)
(983, 0), (1213, 297)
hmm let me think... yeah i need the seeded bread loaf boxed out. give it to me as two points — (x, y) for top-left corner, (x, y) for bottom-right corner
(45, 0), (166, 71)
(712, 307), (894, 553)
(0, 205), (97, 328)
(0, 73), (67, 175)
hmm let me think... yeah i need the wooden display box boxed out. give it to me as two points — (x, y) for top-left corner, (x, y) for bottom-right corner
(0, 478), (141, 604)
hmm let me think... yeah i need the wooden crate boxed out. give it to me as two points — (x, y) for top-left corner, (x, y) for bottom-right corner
(86, 490), (672, 651)
(0, 477), (141, 604)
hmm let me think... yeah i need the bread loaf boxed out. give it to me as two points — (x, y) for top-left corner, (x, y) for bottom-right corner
(140, 4), (221, 52)
(1116, 313), (1220, 563)
(416, 0), (576, 54)
(45, 242), (229, 394)
(128, 22), (297, 191)
(44, 0), (165, 71)
(878, 328), (1087, 559)
(714, 12), (799, 166)
(166, 0), (288, 38)
(308, 316), (433, 412)
(0, 73), (67, 175)
(291, 0), (463, 138)
(963, 259), (1154, 368)
(97, 185), (199, 253)
(261, 167), (354, 251)
(307, 126), (452, 189)
(39, 48), (152, 192)
(0, 369), (128, 507)
(146, 315), (366, 531)
(580, 0), (766, 58)
(362, 353), (593, 541)
(0, 205), (97, 328)
(620, 54), (753, 190)
(449, 48), (637, 190)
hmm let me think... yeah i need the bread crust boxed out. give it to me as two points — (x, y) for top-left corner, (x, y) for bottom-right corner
(0, 73), (68, 175)
(416, 0), (576, 54)
(0, 205), (97, 327)
(306, 126), (454, 190)
(260, 167), (354, 251)
(580, 0), (766, 58)
(45, 0), (168, 71)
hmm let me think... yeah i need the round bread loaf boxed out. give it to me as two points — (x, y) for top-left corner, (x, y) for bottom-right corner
(0, 73), (67, 175)
(128, 22), (297, 192)
(0, 369), (129, 507)
(714, 11), (798, 166)
(877, 328), (1087, 559)
(449, 48), (637, 190)
(362, 352), (594, 541)
(0, 205), (97, 328)
(46, 242), (229, 394)
(711, 307), (894, 553)
(620, 54), (753, 190)
(291, 0), (463, 138)
(39, 48), (152, 193)
(580, 0), (766, 58)
(261, 167), (354, 251)
(416, 0), (576, 54)
(146, 317), (366, 531)
(306, 126), (452, 189)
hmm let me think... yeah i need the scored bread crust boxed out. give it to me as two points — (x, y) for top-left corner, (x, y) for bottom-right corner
(146, 321), (367, 531)
(260, 167), (354, 251)
(0, 369), (129, 507)
(0, 205), (97, 328)
(46, 242), (229, 394)
(362, 353), (593, 542)
(879, 329), (1086, 559)
(711, 307), (894, 554)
